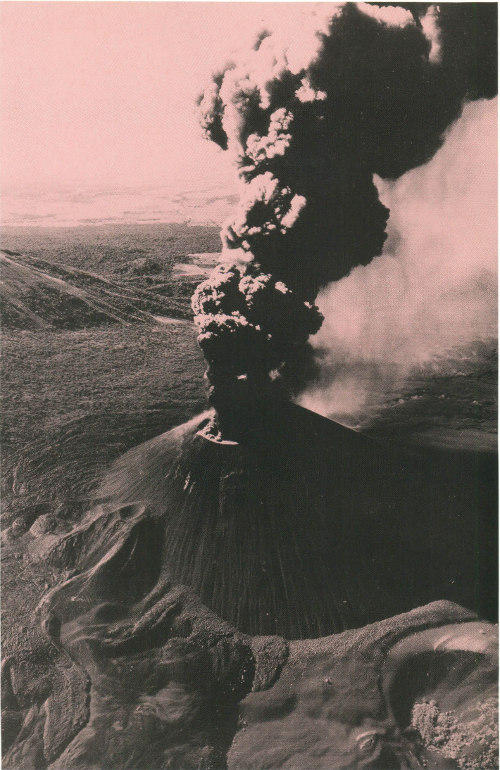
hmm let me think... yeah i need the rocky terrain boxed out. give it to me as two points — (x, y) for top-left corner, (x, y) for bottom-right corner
(2, 498), (497, 769)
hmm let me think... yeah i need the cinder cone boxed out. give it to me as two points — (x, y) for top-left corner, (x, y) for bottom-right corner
(98, 403), (496, 638)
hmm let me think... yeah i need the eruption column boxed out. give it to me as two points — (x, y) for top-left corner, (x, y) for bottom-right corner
(192, 2), (496, 438)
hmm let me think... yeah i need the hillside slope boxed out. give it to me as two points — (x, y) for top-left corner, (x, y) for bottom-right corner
(1, 250), (191, 328)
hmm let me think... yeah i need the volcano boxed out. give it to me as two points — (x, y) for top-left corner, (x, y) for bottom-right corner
(96, 403), (496, 639)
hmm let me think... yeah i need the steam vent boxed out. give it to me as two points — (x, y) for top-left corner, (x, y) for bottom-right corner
(98, 2), (497, 639)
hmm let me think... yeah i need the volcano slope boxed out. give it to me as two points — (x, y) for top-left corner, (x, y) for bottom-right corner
(94, 403), (497, 638)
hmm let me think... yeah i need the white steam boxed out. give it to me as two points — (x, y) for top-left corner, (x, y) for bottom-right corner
(299, 98), (497, 421)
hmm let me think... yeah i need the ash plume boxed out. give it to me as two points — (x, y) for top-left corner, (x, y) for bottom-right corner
(300, 96), (497, 423)
(193, 2), (497, 434)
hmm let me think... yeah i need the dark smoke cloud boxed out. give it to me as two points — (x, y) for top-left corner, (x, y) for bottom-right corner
(193, 3), (497, 432)
(192, 262), (323, 425)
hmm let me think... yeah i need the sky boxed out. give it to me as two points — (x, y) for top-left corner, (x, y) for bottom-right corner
(1, 2), (338, 192)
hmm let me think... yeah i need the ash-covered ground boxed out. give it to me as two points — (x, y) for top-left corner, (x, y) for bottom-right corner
(332, 341), (497, 453)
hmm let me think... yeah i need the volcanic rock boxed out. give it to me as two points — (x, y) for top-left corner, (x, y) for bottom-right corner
(5, 572), (497, 770)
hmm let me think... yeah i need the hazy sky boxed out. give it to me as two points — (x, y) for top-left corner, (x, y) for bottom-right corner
(1, 2), (333, 192)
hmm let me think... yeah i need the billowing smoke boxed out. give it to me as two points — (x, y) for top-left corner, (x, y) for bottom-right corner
(300, 96), (497, 422)
(192, 2), (497, 433)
